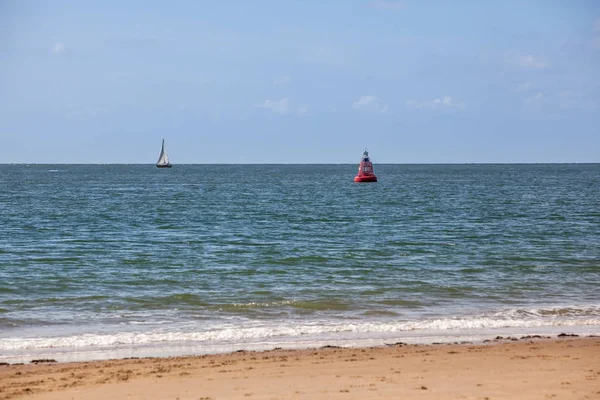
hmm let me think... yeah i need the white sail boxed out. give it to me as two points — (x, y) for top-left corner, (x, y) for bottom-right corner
(157, 139), (170, 166)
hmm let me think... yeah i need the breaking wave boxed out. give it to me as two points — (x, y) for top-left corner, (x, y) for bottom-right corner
(2, 305), (599, 352)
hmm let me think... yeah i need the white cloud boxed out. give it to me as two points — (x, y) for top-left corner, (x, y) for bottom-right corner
(370, 1), (405, 11)
(50, 42), (66, 54)
(524, 92), (545, 108)
(516, 81), (532, 92)
(254, 98), (290, 114)
(273, 76), (291, 85)
(353, 95), (388, 113)
(557, 91), (598, 110)
(522, 90), (598, 111)
(297, 106), (308, 115)
(406, 96), (466, 109)
(508, 52), (548, 69)
(353, 96), (377, 109)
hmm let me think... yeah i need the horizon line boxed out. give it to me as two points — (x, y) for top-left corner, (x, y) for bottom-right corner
(1, 162), (599, 166)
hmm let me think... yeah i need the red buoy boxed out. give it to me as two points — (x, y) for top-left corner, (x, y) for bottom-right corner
(354, 149), (378, 182)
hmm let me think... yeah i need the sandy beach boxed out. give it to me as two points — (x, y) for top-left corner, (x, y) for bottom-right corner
(1, 336), (598, 400)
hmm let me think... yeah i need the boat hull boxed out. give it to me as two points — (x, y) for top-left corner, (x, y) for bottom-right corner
(156, 164), (172, 168)
(354, 175), (377, 182)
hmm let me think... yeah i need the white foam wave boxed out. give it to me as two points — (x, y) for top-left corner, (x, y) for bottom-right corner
(2, 312), (599, 352)
(495, 305), (600, 318)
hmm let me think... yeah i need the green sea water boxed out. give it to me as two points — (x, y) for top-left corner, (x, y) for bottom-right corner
(1, 164), (599, 362)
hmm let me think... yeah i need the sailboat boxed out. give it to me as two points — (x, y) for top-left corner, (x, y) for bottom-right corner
(156, 139), (172, 168)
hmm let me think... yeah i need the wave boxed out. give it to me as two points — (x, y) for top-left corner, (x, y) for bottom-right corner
(493, 305), (600, 318)
(2, 305), (599, 352)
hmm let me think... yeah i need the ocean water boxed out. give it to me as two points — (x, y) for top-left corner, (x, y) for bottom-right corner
(1, 164), (599, 363)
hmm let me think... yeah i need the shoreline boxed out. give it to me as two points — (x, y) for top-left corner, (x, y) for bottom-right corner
(2, 335), (599, 400)
(4, 321), (599, 365)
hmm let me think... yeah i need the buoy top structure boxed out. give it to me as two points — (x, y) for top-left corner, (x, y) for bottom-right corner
(354, 149), (378, 182)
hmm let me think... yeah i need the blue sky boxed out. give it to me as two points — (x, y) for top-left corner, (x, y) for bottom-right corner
(1, 0), (599, 163)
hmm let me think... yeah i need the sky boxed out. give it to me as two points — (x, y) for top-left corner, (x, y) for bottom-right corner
(1, 0), (599, 163)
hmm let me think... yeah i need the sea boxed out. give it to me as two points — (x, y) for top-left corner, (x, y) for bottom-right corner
(1, 164), (599, 363)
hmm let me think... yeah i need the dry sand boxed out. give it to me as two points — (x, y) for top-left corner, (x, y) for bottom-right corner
(1, 337), (599, 400)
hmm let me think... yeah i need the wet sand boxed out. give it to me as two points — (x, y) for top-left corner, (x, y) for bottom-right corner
(1, 337), (599, 399)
